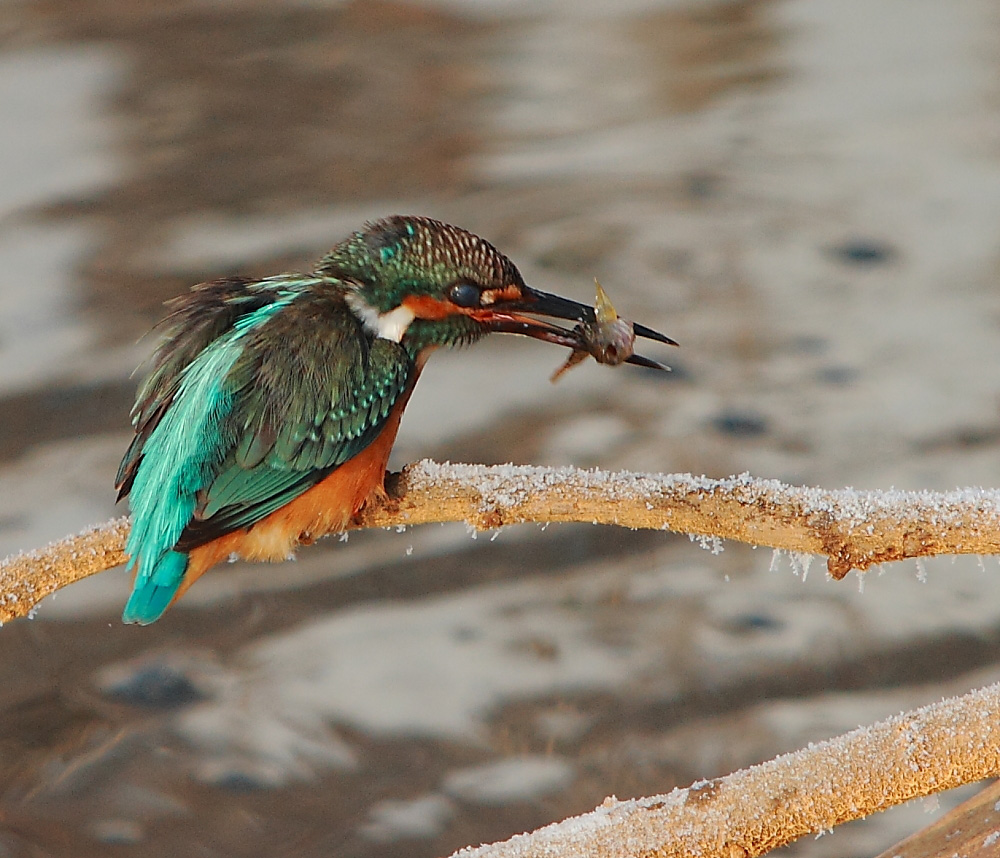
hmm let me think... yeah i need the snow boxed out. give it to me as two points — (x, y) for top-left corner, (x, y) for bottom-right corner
(443, 757), (575, 805)
(361, 794), (455, 843)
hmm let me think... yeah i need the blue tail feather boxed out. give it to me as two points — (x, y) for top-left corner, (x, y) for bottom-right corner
(122, 550), (189, 625)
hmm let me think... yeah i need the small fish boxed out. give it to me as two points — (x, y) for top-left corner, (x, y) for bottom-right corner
(551, 279), (670, 381)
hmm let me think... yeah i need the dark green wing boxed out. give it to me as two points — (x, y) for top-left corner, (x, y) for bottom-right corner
(176, 292), (413, 550)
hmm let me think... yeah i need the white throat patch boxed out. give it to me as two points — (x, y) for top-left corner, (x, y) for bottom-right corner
(347, 292), (416, 343)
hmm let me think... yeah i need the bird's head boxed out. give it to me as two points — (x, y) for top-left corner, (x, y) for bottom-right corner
(319, 215), (675, 362)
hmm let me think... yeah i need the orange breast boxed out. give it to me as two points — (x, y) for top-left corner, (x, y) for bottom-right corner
(174, 379), (418, 602)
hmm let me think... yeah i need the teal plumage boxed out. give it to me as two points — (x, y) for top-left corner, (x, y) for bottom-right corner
(117, 215), (676, 624)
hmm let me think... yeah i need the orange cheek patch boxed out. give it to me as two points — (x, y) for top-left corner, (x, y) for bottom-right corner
(402, 294), (455, 320)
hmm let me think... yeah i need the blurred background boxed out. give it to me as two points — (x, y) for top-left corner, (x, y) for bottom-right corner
(2, 0), (1000, 856)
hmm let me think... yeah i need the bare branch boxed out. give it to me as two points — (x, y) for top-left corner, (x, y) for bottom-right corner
(448, 682), (1000, 858)
(5, 460), (1000, 624)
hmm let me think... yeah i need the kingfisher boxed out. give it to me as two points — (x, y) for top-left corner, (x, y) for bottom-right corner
(116, 215), (676, 624)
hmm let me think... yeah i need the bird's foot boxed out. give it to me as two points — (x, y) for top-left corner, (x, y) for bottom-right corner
(350, 477), (400, 526)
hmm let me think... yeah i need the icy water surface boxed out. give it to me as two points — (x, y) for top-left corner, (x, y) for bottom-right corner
(2, 1), (1000, 856)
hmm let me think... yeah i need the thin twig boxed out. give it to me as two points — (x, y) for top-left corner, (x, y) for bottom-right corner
(4, 459), (1000, 624)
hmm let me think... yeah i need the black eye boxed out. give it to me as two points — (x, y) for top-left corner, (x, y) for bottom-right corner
(448, 281), (482, 308)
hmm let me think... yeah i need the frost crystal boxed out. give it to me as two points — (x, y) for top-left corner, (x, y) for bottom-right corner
(689, 534), (724, 554)
(789, 553), (813, 581)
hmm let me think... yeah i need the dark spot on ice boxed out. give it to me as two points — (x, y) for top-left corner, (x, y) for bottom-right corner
(214, 770), (271, 792)
(711, 410), (768, 437)
(916, 425), (1000, 453)
(789, 335), (827, 355)
(0, 513), (26, 533)
(828, 238), (896, 267)
(816, 365), (858, 386)
(954, 427), (999, 448)
(684, 170), (721, 200)
(102, 663), (205, 709)
(727, 612), (783, 633)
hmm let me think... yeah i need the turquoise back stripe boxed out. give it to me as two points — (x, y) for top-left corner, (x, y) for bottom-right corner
(124, 295), (296, 585)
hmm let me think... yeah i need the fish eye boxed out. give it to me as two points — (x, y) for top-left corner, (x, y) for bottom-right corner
(448, 281), (482, 308)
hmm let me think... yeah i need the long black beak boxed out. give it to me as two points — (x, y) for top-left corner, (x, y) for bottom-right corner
(485, 285), (678, 370)
(514, 286), (679, 347)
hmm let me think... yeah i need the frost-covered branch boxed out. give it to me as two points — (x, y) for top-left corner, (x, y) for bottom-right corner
(375, 460), (1000, 579)
(448, 682), (1000, 858)
(4, 460), (1000, 623)
(0, 516), (130, 624)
